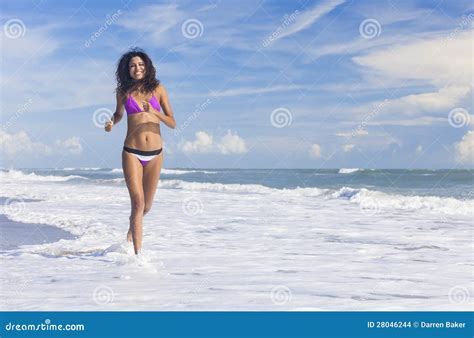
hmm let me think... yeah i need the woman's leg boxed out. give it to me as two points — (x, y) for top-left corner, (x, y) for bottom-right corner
(142, 152), (164, 215)
(122, 150), (145, 254)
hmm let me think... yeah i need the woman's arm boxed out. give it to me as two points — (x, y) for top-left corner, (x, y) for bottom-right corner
(146, 85), (176, 129)
(105, 91), (125, 132)
(112, 91), (125, 124)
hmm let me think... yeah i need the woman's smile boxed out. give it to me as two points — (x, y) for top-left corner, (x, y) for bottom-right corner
(129, 56), (146, 80)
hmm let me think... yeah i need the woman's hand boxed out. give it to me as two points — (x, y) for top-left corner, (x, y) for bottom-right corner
(104, 119), (113, 132)
(142, 100), (151, 113)
(142, 100), (161, 122)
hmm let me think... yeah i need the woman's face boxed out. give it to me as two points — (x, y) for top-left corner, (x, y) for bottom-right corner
(129, 56), (146, 80)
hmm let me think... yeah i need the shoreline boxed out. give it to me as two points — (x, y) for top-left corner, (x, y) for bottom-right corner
(0, 197), (76, 251)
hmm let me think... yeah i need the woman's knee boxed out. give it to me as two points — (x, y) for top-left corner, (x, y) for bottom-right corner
(131, 197), (145, 214)
(143, 203), (152, 215)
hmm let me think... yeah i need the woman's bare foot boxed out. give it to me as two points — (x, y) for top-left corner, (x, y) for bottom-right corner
(127, 216), (133, 242)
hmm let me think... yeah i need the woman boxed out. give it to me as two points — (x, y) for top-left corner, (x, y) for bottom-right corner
(105, 48), (176, 255)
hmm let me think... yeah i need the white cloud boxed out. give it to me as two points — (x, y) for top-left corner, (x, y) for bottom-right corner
(309, 144), (322, 158)
(343, 144), (355, 152)
(305, 35), (398, 61)
(179, 131), (213, 154)
(339, 133), (402, 152)
(351, 30), (472, 119)
(349, 110), (474, 128)
(353, 31), (472, 87)
(303, 7), (444, 62)
(455, 131), (474, 164)
(55, 137), (83, 155)
(179, 130), (248, 155)
(275, 0), (345, 40)
(217, 130), (247, 154)
(0, 130), (52, 156)
(399, 86), (470, 112)
(364, 116), (447, 126)
(214, 84), (304, 97)
(1, 54), (115, 114)
(117, 4), (184, 45)
(0, 23), (59, 65)
(0, 23), (68, 114)
(0, 130), (82, 157)
(367, 86), (471, 117)
(335, 129), (368, 137)
(416, 145), (423, 154)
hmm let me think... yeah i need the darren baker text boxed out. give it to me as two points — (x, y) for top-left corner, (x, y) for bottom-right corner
(421, 321), (466, 328)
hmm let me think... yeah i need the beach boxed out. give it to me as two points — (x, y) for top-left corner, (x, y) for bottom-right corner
(0, 168), (472, 310)
(0, 198), (76, 252)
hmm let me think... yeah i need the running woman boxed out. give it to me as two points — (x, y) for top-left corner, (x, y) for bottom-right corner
(105, 48), (176, 255)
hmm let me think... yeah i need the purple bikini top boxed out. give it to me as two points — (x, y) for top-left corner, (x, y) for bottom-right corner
(124, 93), (161, 115)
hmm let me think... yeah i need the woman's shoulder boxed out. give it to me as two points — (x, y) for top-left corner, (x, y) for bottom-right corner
(154, 83), (168, 95)
(153, 83), (165, 96)
(116, 88), (127, 99)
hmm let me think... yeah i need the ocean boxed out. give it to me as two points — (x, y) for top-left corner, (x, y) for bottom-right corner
(0, 167), (472, 310)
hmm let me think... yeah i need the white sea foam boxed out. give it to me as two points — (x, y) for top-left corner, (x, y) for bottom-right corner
(98, 178), (125, 184)
(63, 167), (102, 171)
(2, 169), (471, 216)
(0, 169), (471, 311)
(330, 187), (474, 216)
(157, 180), (472, 215)
(0, 169), (87, 182)
(162, 168), (218, 175)
(159, 179), (277, 194)
(108, 168), (217, 175)
(338, 168), (361, 174)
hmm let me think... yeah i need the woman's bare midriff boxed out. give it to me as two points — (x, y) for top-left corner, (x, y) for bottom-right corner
(124, 113), (163, 150)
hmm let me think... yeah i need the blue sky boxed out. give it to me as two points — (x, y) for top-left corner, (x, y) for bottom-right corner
(0, 0), (473, 169)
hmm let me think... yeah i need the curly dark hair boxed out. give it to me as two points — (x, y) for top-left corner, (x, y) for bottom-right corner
(115, 47), (160, 95)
